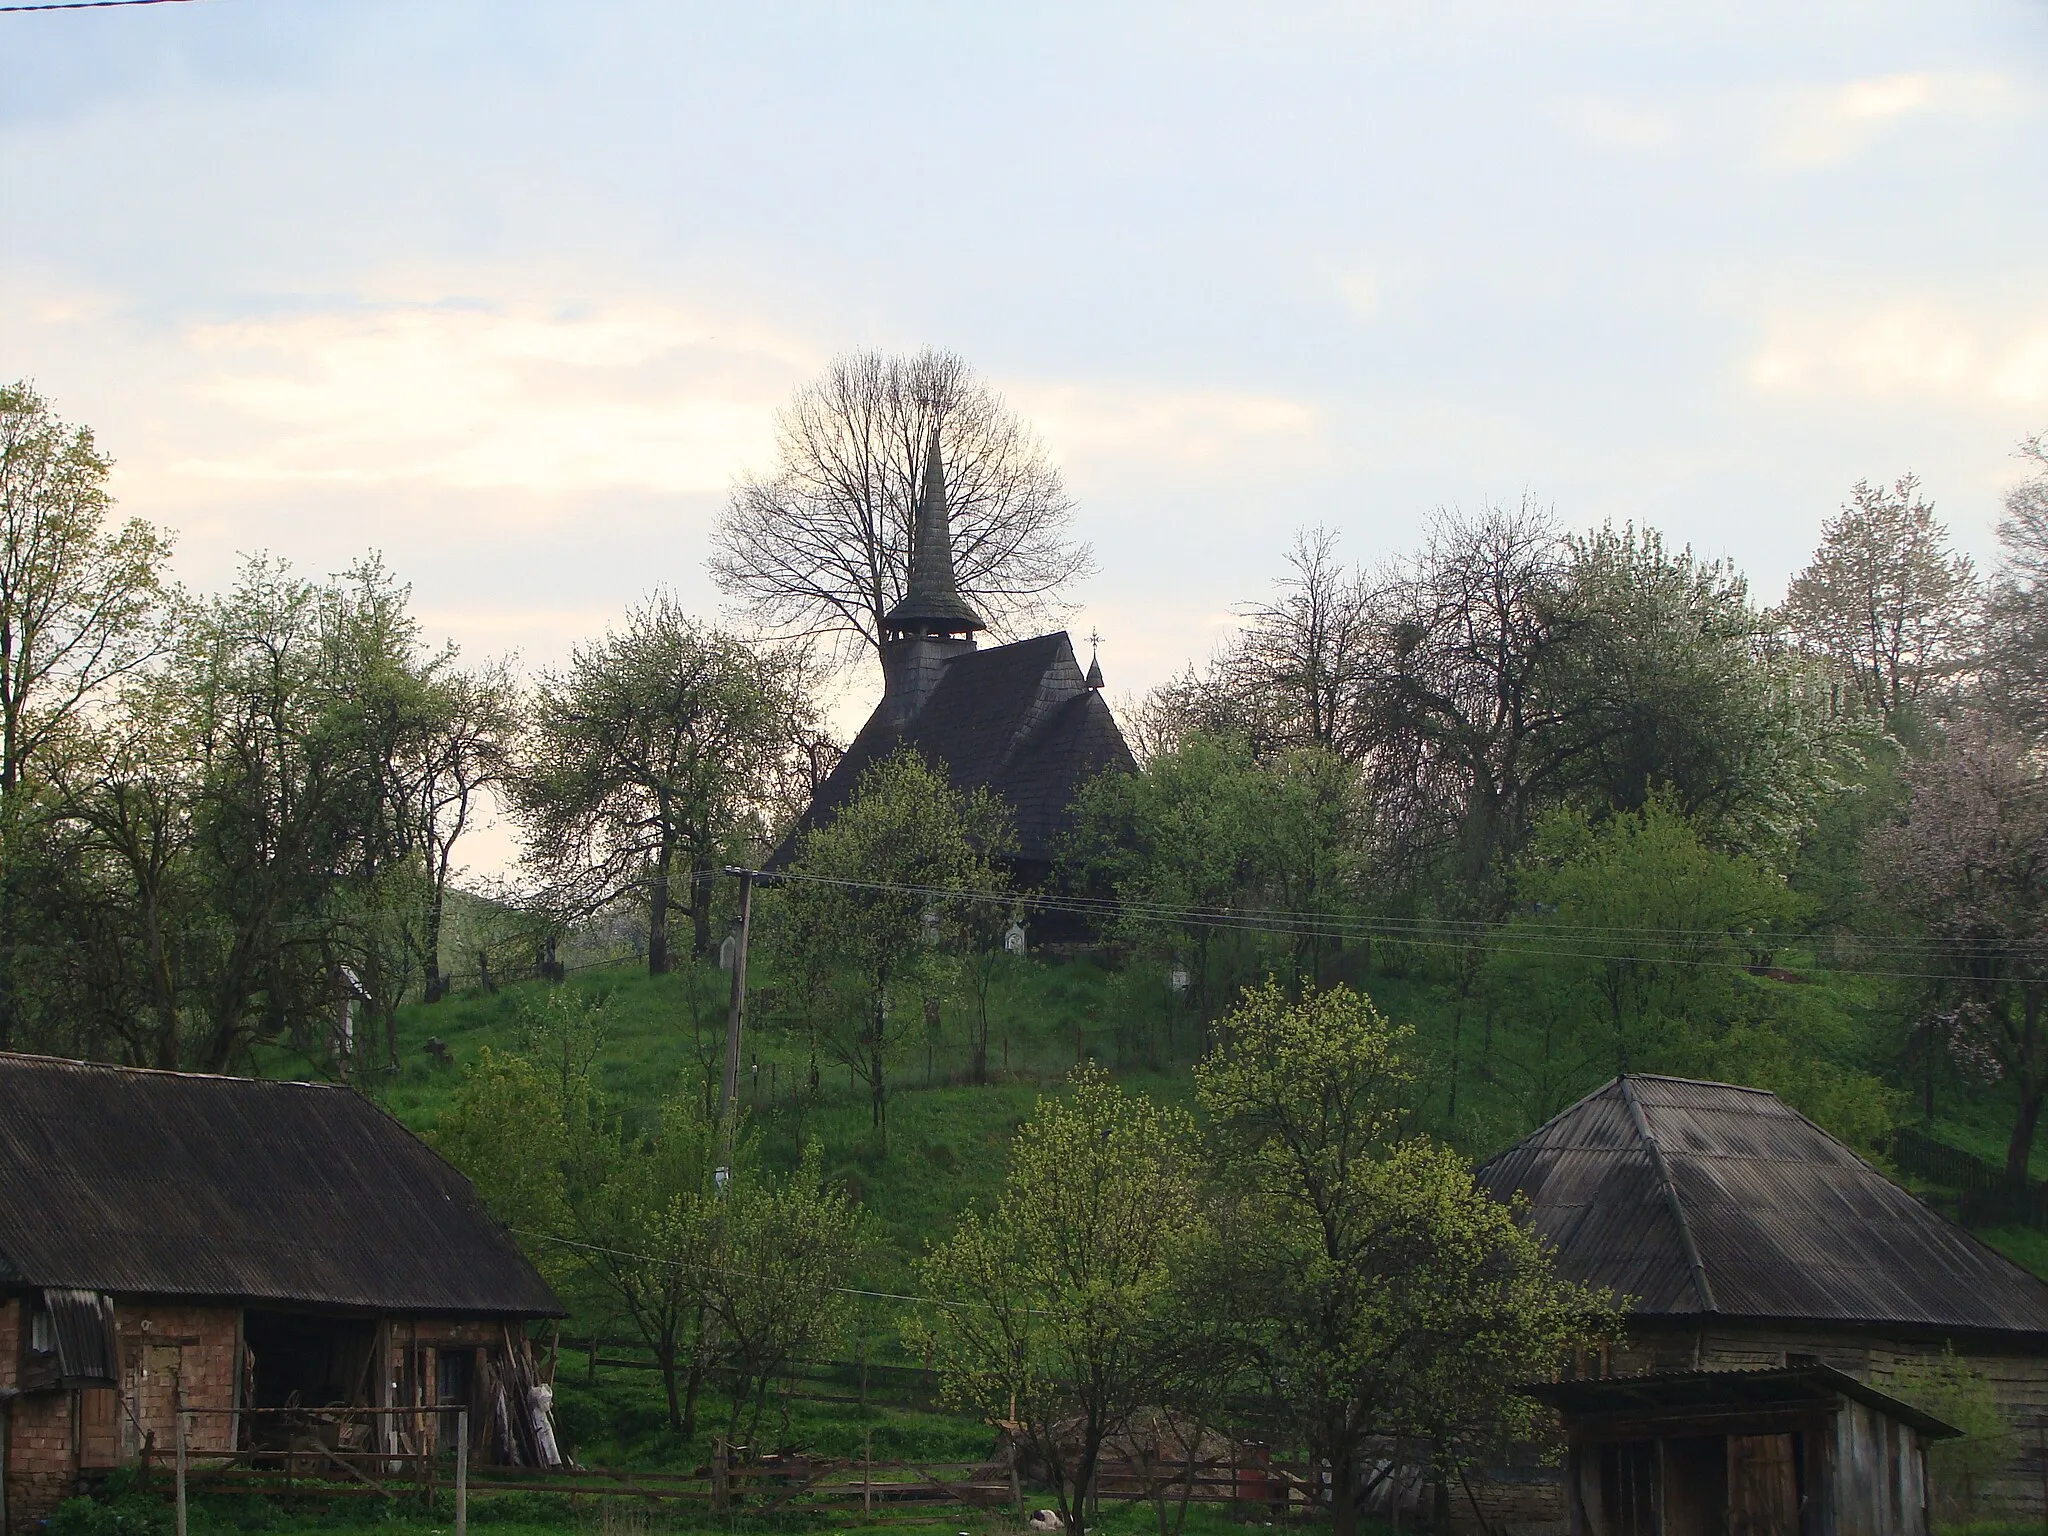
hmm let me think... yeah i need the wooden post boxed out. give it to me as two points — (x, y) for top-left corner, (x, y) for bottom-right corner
(864, 1429), (873, 1514)
(712, 1436), (729, 1513)
(174, 1387), (188, 1536)
(1009, 1438), (1022, 1512)
(455, 1409), (469, 1536)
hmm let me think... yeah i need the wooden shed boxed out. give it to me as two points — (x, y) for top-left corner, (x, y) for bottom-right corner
(0, 1054), (566, 1533)
(1475, 1075), (2048, 1526)
(1523, 1366), (1959, 1536)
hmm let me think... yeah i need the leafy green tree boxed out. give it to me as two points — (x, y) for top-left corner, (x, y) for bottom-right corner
(1497, 795), (1801, 1075)
(774, 749), (1010, 1143)
(0, 382), (175, 1049)
(1194, 982), (1617, 1536)
(703, 1141), (867, 1444)
(1559, 524), (1835, 861)
(1780, 474), (1976, 728)
(910, 1066), (1201, 1536)
(1888, 1348), (2017, 1521)
(435, 989), (727, 1434)
(1066, 733), (1367, 1022)
(515, 597), (811, 972)
(1064, 732), (1267, 1023)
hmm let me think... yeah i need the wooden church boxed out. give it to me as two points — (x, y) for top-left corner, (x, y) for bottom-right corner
(777, 429), (1134, 886)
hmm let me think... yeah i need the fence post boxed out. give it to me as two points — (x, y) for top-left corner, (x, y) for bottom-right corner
(455, 1409), (468, 1536)
(1009, 1438), (1022, 1512)
(712, 1436), (728, 1514)
(864, 1429), (873, 1514)
(174, 1387), (188, 1536)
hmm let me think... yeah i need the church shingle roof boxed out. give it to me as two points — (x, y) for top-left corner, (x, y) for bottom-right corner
(781, 630), (1134, 866)
(1476, 1074), (2048, 1337)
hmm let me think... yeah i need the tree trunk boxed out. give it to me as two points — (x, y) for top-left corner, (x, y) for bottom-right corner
(649, 843), (673, 976)
(870, 1002), (888, 1143)
(2007, 988), (2046, 1192)
(1330, 1442), (1358, 1536)
(2005, 1079), (2044, 1191)
(691, 856), (714, 957)
(424, 884), (446, 1003)
(682, 1318), (707, 1438)
(657, 1338), (683, 1431)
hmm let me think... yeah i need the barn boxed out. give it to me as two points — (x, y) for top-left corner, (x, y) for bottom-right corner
(1475, 1074), (2048, 1528)
(0, 1053), (565, 1533)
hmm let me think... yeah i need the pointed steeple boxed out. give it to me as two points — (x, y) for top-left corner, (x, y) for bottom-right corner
(1085, 629), (1104, 689)
(883, 425), (986, 637)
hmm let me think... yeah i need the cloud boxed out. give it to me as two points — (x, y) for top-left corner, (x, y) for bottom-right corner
(1338, 270), (1382, 319)
(1749, 302), (2048, 409)
(1764, 71), (2011, 169)
(1013, 382), (1318, 471)
(164, 295), (816, 497)
(1563, 97), (1675, 150)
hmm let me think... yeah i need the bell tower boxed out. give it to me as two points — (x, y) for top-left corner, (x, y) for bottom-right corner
(878, 425), (984, 727)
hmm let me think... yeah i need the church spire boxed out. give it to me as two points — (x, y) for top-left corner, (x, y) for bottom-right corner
(883, 425), (986, 638)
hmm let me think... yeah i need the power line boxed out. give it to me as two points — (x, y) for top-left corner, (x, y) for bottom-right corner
(0, 0), (199, 11)
(510, 1227), (1032, 1314)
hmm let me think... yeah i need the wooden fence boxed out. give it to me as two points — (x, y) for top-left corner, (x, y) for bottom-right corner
(566, 1338), (940, 1411)
(1891, 1126), (2048, 1231)
(147, 1405), (1331, 1524)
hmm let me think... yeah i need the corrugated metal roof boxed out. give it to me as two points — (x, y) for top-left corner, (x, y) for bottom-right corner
(0, 1054), (563, 1316)
(43, 1288), (120, 1384)
(1477, 1075), (2048, 1337)
(1523, 1365), (1961, 1439)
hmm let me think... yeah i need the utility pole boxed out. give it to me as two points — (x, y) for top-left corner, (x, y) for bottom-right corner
(717, 866), (755, 1174)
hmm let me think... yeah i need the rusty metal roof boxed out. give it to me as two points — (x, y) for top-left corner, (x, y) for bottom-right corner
(1477, 1075), (2048, 1337)
(0, 1054), (563, 1317)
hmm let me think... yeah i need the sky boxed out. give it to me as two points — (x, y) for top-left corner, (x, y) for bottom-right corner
(3, 0), (2046, 731)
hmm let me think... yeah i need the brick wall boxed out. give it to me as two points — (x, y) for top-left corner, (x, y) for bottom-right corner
(4, 1297), (241, 1535)
(115, 1302), (240, 1462)
(6, 1391), (76, 1535)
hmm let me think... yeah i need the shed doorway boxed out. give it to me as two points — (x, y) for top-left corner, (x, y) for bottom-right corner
(1729, 1433), (1801, 1536)
(244, 1311), (377, 1409)
(1584, 1433), (1805, 1536)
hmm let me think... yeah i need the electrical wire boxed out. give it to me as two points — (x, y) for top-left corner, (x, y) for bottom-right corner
(510, 1227), (1034, 1315)
(0, 0), (199, 11)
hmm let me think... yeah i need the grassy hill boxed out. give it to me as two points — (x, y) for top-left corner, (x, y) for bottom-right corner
(324, 942), (2048, 1472)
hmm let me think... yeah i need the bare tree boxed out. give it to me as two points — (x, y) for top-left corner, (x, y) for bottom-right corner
(1226, 526), (1376, 759)
(1779, 474), (1977, 725)
(1357, 499), (1584, 903)
(395, 659), (518, 1001)
(710, 349), (1092, 665)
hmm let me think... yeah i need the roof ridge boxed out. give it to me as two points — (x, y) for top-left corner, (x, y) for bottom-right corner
(1620, 1074), (1718, 1313)
(1627, 1072), (1782, 1096)
(0, 1051), (344, 1090)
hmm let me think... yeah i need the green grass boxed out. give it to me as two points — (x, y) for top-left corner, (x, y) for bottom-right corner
(336, 937), (2048, 1475)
